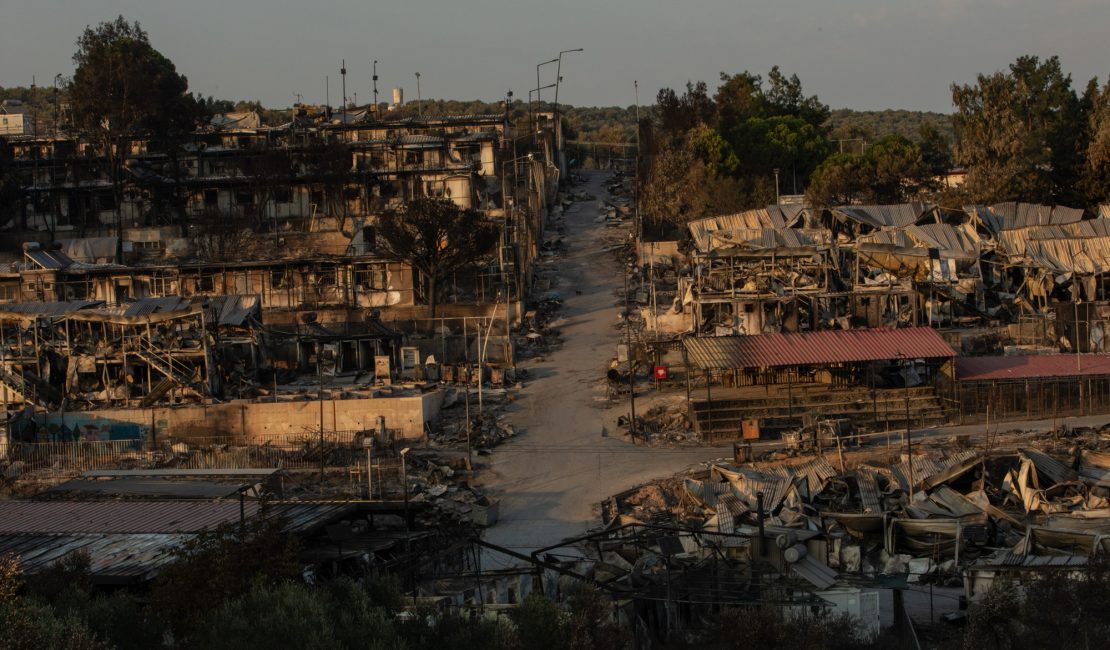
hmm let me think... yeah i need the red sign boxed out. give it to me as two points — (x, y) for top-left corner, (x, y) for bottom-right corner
(654, 365), (668, 380)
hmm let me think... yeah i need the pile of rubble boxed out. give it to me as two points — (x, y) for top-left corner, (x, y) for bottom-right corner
(429, 387), (519, 452)
(601, 425), (1110, 599)
(633, 401), (695, 446)
(401, 450), (501, 528)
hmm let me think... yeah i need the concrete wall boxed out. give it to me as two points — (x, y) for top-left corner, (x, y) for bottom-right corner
(39, 391), (443, 443)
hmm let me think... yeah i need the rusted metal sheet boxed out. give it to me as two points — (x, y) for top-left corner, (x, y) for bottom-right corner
(684, 327), (955, 371)
(855, 470), (882, 513)
(956, 354), (1110, 381)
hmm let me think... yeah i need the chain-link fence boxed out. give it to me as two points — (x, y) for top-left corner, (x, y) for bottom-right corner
(7, 429), (405, 479)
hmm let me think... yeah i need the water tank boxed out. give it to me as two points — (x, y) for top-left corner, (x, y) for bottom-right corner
(391, 88), (403, 106)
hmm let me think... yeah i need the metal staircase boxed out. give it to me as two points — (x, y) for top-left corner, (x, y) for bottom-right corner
(132, 338), (202, 406)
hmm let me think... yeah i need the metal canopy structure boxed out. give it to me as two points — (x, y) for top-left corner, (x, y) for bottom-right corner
(683, 327), (956, 371)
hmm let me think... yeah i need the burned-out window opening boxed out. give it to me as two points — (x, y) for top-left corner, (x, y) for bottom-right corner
(355, 264), (388, 290)
(96, 193), (116, 211)
(271, 268), (291, 289)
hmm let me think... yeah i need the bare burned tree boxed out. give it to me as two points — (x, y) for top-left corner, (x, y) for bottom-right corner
(375, 197), (499, 316)
(191, 207), (251, 262)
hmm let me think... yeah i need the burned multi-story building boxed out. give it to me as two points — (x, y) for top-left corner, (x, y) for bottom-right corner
(638, 200), (1110, 438)
(0, 106), (562, 442)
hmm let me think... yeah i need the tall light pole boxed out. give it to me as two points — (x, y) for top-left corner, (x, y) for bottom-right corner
(372, 60), (379, 117)
(400, 447), (411, 526)
(53, 74), (62, 135)
(553, 48), (583, 118)
(553, 49), (583, 179)
(634, 80), (641, 242)
(535, 58), (558, 140)
(415, 72), (422, 117)
(536, 58), (558, 105)
(340, 60), (348, 139)
(624, 266), (637, 440)
(529, 83), (557, 143)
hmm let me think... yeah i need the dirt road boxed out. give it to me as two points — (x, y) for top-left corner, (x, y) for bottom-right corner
(477, 170), (1110, 566)
(479, 171), (730, 561)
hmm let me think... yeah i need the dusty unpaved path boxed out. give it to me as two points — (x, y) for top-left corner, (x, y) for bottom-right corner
(479, 171), (730, 562)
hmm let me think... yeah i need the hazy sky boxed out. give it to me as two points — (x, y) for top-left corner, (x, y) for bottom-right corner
(3, 0), (1107, 113)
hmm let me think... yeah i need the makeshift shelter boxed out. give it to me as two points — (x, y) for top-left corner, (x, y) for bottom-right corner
(682, 327), (956, 440)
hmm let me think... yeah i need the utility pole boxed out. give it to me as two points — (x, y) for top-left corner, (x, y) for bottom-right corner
(415, 72), (422, 117)
(535, 58), (558, 139)
(463, 318), (473, 471)
(340, 60), (347, 129)
(553, 49), (583, 110)
(317, 345), (325, 489)
(624, 268), (637, 439)
(372, 60), (379, 116)
(53, 74), (62, 135)
(634, 80), (641, 243)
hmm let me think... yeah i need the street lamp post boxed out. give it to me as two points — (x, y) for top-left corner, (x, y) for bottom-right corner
(773, 168), (781, 204)
(528, 83), (557, 143)
(552, 48), (581, 108)
(536, 57), (558, 105)
(624, 266), (637, 440)
(372, 60), (379, 117)
(553, 49), (583, 111)
(634, 80), (641, 242)
(53, 74), (62, 135)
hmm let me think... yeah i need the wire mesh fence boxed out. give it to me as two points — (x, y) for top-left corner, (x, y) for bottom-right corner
(7, 429), (405, 479)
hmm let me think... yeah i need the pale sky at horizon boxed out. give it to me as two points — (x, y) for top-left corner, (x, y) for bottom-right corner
(2, 0), (1107, 113)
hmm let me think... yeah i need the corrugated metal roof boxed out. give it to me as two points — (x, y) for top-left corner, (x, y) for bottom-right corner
(203, 294), (262, 327)
(833, 203), (934, 229)
(0, 532), (188, 581)
(998, 218), (1110, 258)
(906, 223), (981, 259)
(772, 456), (837, 496)
(855, 470), (882, 513)
(122, 296), (192, 317)
(978, 553), (1089, 569)
(0, 500), (353, 535)
(0, 501), (352, 583)
(956, 354), (1110, 381)
(687, 206), (807, 251)
(969, 202), (1085, 234)
(1022, 235), (1110, 274)
(25, 248), (76, 270)
(0, 300), (105, 319)
(1021, 448), (1079, 484)
(858, 223), (980, 260)
(683, 327), (955, 370)
(0, 500), (255, 534)
(791, 555), (838, 589)
(45, 479), (246, 499)
(691, 227), (825, 254)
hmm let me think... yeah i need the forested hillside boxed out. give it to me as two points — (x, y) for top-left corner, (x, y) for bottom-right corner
(826, 108), (954, 144)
